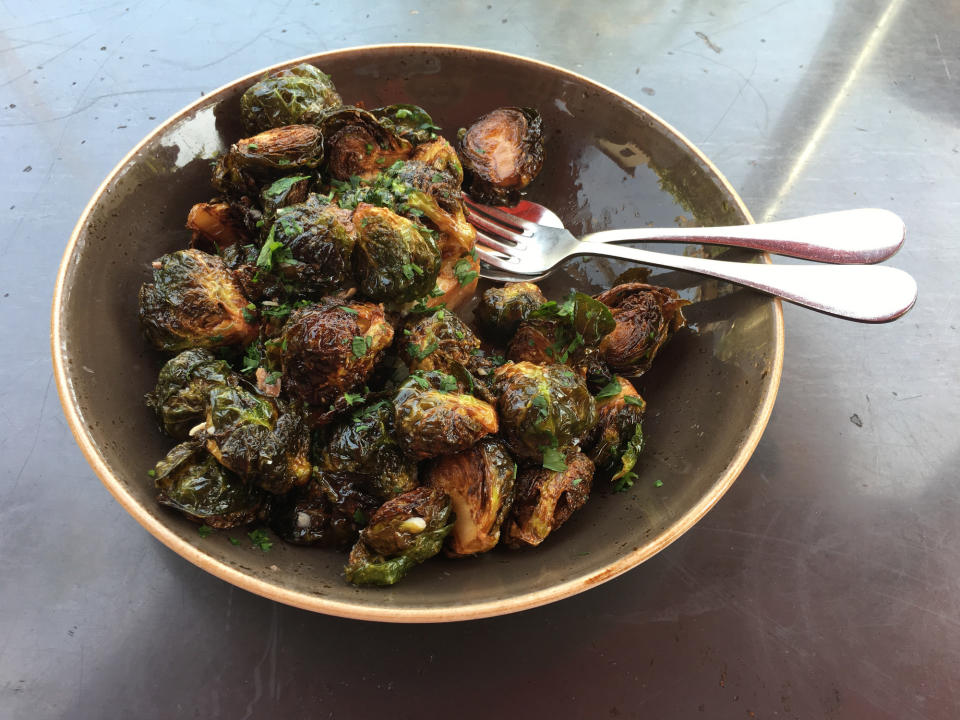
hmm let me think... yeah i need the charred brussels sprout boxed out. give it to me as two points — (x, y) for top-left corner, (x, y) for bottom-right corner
(587, 377), (646, 491)
(345, 487), (453, 586)
(371, 104), (440, 145)
(186, 202), (249, 251)
(146, 348), (236, 440)
(507, 291), (615, 386)
(457, 107), (544, 204)
(351, 204), (441, 303)
(393, 161), (476, 259)
(316, 401), (418, 500)
(318, 106), (412, 180)
(426, 437), (516, 557)
(280, 301), (393, 406)
(476, 281), (546, 340)
(154, 440), (265, 528)
(203, 385), (312, 494)
(595, 283), (689, 375)
(503, 446), (594, 548)
(402, 308), (481, 375)
(262, 195), (357, 294)
(268, 476), (361, 548)
(139, 249), (258, 352)
(493, 362), (597, 461)
(213, 125), (324, 196)
(240, 63), (342, 133)
(411, 137), (464, 186)
(393, 371), (499, 460)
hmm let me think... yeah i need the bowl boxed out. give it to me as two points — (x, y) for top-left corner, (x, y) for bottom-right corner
(52, 44), (783, 622)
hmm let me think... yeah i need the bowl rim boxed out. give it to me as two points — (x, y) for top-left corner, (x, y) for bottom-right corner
(51, 43), (784, 623)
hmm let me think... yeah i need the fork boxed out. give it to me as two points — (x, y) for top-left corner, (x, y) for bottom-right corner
(465, 199), (917, 323)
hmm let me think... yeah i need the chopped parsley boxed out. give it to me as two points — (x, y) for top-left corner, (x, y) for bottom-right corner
(595, 379), (622, 400)
(339, 305), (358, 315)
(453, 257), (478, 287)
(197, 524), (214, 538)
(438, 374), (458, 393)
(541, 446), (568, 473)
(229, 537), (241, 546)
(248, 529), (273, 552)
(351, 335), (373, 358)
(407, 339), (439, 361)
(343, 391), (364, 406)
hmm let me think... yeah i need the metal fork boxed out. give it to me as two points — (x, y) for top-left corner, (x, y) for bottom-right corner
(465, 199), (917, 323)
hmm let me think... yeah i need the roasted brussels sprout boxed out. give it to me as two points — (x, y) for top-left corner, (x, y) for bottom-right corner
(146, 348), (236, 440)
(345, 487), (453, 586)
(371, 104), (440, 145)
(503, 446), (594, 548)
(203, 384), (312, 494)
(493, 362), (597, 461)
(318, 106), (412, 180)
(213, 125), (324, 196)
(457, 107), (545, 204)
(393, 371), (499, 460)
(139, 249), (258, 352)
(595, 283), (689, 375)
(260, 175), (312, 214)
(426, 437), (516, 557)
(154, 440), (265, 528)
(261, 195), (357, 295)
(268, 475), (361, 548)
(351, 203), (441, 303)
(240, 63), (342, 133)
(587, 376), (646, 491)
(476, 281), (546, 340)
(332, 158), (475, 260)
(392, 160), (475, 258)
(316, 400), (418, 500)
(186, 202), (249, 251)
(280, 301), (394, 406)
(402, 308), (481, 375)
(410, 137), (464, 186)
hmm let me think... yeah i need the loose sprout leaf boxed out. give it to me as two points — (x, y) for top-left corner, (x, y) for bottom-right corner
(197, 524), (214, 538)
(229, 537), (241, 545)
(339, 306), (359, 314)
(541, 446), (568, 472)
(624, 395), (645, 408)
(654, 479), (664, 488)
(596, 379), (622, 399)
(438, 373), (458, 393)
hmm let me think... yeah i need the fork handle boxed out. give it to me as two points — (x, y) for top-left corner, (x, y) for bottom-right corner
(582, 209), (904, 264)
(573, 241), (917, 322)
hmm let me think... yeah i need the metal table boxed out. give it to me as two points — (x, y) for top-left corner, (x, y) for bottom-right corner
(2, 1), (957, 717)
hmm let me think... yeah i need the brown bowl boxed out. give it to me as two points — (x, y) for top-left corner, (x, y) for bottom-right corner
(52, 44), (783, 622)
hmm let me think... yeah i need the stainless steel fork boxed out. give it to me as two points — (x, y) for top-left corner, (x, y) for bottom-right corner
(465, 200), (917, 323)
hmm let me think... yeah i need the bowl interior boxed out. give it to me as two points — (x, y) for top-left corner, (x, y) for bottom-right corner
(54, 45), (781, 621)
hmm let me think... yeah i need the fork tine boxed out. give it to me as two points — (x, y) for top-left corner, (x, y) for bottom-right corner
(464, 206), (528, 244)
(463, 196), (536, 233)
(476, 246), (528, 272)
(474, 229), (516, 254)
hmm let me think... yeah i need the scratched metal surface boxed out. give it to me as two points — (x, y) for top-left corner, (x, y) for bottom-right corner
(2, 1), (958, 718)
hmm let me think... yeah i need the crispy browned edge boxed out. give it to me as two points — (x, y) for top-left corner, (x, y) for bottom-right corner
(51, 43), (785, 623)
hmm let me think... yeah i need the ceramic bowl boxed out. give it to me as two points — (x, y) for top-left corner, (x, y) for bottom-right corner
(52, 45), (782, 622)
